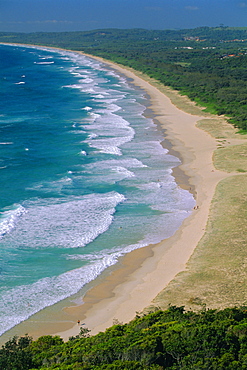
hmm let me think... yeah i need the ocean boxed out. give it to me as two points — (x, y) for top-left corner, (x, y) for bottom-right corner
(0, 44), (195, 337)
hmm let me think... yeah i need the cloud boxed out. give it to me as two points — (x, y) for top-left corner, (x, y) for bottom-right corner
(185, 6), (199, 11)
(238, 2), (247, 7)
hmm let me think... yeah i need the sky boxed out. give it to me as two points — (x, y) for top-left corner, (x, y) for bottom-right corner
(0, 0), (247, 33)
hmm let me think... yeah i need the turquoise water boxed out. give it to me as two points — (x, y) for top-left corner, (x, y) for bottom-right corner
(0, 44), (195, 336)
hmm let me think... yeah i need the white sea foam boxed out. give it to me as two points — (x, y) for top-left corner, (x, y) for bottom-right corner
(34, 61), (55, 65)
(0, 210), (144, 337)
(87, 138), (124, 155)
(88, 112), (101, 121)
(27, 176), (73, 194)
(79, 158), (144, 185)
(98, 158), (146, 169)
(0, 254), (121, 336)
(63, 83), (85, 89)
(93, 94), (105, 99)
(38, 56), (53, 60)
(98, 103), (122, 113)
(86, 133), (98, 139)
(111, 166), (135, 178)
(78, 77), (94, 84)
(2, 192), (125, 249)
(87, 129), (135, 155)
(82, 109), (135, 155)
(82, 106), (92, 111)
(0, 45), (196, 338)
(0, 206), (27, 239)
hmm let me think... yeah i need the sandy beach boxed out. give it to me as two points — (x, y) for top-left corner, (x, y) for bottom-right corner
(54, 58), (230, 339)
(0, 46), (240, 345)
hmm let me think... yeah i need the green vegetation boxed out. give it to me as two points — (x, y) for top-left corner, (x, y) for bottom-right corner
(1, 306), (247, 369)
(1, 27), (247, 368)
(1, 26), (247, 130)
(150, 109), (247, 313)
(153, 174), (247, 313)
(213, 143), (247, 173)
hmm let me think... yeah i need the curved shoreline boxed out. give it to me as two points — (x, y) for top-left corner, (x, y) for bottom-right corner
(55, 59), (229, 339)
(0, 44), (239, 343)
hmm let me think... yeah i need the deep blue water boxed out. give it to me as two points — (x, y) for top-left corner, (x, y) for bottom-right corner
(0, 44), (195, 336)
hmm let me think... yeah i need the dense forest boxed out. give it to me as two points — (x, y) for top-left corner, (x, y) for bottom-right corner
(1, 306), (247, 369)
(1, 27), (247, 130)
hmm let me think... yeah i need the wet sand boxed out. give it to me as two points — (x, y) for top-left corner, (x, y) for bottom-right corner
(0, 47), (232, 344)
(55, 55), (231, 339)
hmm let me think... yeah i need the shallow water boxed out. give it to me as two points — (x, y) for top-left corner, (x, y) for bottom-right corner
(0, 44), (195, 336)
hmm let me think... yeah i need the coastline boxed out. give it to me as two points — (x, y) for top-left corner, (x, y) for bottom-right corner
(56, 58), (230, 339)
(55, 53), (231, 337)
(0, 45), (234, 344)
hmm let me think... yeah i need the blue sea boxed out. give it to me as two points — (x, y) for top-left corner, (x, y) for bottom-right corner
(0, 44), (195, 336)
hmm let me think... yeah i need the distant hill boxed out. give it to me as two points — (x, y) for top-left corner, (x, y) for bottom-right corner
(1, 26), (247, 45)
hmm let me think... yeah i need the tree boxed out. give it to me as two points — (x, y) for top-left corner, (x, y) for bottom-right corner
(0, 335), (33, 370)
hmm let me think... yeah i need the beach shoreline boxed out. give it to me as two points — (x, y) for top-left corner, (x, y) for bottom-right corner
(0, 44), (233, 344)
(56, 52), (236, 339)
(54, 58), (230, 339)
